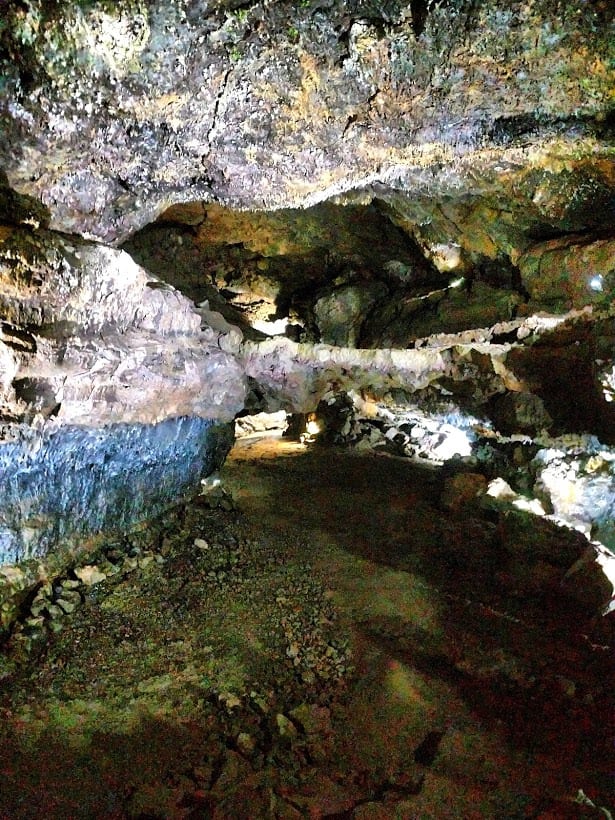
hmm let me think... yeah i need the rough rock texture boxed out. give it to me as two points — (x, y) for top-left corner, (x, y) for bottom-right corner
(0, 222), (245, 561)
(0, 224), (245, 427)
(0, 417), (234, 564)
(518, 234), (615, 311)
(0, 0), (614, 570)
(0, 0), (612, 241)
(240, 309), (613, 423)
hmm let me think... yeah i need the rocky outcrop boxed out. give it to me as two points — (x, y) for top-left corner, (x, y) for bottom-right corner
(0, 224), (245, 426)
(0, 1), (612, 241)
(0, 417), (234, 564)
(0, 224), (246, 562)
(518, 234), (615, 311)
(240, 309), (610, 421)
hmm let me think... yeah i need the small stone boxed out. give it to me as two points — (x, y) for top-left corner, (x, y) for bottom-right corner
(57, 598), (77, 614)
(74, 565), (107, 586)
(236, 732), (256, 755)
(46, 604), (63, 619)
(556, 676), (576, 697)
(250, 691), (269, 714)
(219, 691), (241, 710)
(276, 713), (298, 738)
(30, 601), (47, 617)
(194, 538), (209, 550)
(59, 589), (81, 603)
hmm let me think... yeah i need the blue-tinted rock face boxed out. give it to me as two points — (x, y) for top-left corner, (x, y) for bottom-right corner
(0, 417), (233, 564)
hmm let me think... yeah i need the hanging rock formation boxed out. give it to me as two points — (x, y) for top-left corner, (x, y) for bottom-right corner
(0, 0), (612, 241)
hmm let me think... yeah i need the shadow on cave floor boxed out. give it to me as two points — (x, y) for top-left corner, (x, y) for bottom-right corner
(223, 435), (615, 814)
(0, 434), (613, 818)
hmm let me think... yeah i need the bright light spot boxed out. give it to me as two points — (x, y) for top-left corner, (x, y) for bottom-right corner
(487, 477), (546, 515)
(589, 275), (604, 292)
(487, 477), (517, 501)
(512, 496), (546, 516)
(428, 243), (462, 271)
(252, 317), (289, 336)
(431, 427), (472, 460)
(594, 548), (615, 612)
(448, 276), (466, 289)
(300, 416), (320, 444)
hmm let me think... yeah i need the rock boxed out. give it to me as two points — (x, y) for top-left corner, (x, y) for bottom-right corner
(0, 2), (611, 241)
(0, 226), (246, 428)
(489, 392), (552, 436)
(532, 444), (615, 547)
(440, 473), (487, 512)
(485, 477), (547, 517)
(0, 417), (235, 563)
(276, 713), (298, 739)
(56, 598), (77, 615)
(74, 565), (107, 586)
(313, 281), (388, 347)
(519, 235), (615, 311)
(235, 411), (288, 438)
(236, 732), (256, 756)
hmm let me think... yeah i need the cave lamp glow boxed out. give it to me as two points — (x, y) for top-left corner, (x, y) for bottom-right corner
(589, 274), (604, 292)
(300, 416), (321, 444)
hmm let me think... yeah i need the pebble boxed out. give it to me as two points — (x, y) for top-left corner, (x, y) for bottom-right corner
(46, 604), (63, 620)
(236, 732), (257, 755)
(74, 565), (107, 586)
(276, 713), (298, 738)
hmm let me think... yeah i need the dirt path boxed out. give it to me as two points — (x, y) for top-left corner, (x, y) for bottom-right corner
(0, 434), (613, 818)
(223, 436), (615, 818)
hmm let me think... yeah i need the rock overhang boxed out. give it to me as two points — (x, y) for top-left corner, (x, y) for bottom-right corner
(0, 0), (612, 241)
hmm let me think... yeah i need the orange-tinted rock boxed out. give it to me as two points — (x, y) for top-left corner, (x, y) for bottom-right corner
(519, 235), (615, 311)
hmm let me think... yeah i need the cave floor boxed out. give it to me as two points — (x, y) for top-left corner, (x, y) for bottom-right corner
(0, 435), (614, 819)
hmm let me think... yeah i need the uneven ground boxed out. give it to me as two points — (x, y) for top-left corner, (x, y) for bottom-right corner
(0, 435), (613, 819)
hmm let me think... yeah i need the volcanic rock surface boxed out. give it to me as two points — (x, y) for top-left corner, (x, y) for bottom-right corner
(0, 0), (615, 815)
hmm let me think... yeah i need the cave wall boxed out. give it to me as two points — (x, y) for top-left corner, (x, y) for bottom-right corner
(0, 200), (245, 563)
(0, 0), (613, 565)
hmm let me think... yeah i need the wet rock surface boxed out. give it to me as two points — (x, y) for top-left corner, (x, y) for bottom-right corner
(1, 436), (613, 818)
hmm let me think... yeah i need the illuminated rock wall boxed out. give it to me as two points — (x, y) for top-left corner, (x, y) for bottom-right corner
(0, 417), (233, 564)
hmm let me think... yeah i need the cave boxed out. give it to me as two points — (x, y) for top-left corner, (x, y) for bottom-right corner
(1, 1), (615, 817)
